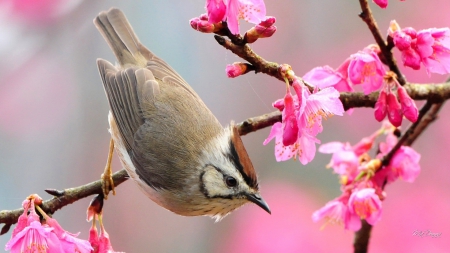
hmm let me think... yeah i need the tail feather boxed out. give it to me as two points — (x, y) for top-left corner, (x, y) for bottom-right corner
(94, 8), (148, 67)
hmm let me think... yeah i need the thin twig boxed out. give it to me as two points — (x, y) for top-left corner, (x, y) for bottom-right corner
(381, 101), (433, 166)
(354, 220), (372, 253)
(358, 0), (405, 85)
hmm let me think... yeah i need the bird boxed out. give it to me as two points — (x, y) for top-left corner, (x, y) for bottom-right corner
(94, 7), (270, 220)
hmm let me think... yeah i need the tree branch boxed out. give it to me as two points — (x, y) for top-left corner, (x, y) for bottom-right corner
(0, 169), (129, 235)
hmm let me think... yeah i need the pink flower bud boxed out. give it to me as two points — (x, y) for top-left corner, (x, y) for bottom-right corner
(397, 85), (418, 122)
(282, 91), (299, 146)
(190, 17), (215, 33)
(374, 89), (387, 122)
(245, 16), (277, 43)
(259, 16), (276, 27)
(225, 63), (248, 78)
(386, 93), (403, 127)
(373, 0), (388, 8)
(388, 20), (401, 37)
(348, 188), (382, 225)
(255, 25), (277, 38)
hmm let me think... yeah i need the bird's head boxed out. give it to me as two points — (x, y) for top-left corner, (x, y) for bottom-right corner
(197, 123), (270, 221)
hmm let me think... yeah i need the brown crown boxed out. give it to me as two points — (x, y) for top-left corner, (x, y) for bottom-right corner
(227, 122), (258, 189)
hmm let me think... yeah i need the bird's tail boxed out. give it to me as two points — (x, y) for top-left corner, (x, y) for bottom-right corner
(94, 8), (151, 67)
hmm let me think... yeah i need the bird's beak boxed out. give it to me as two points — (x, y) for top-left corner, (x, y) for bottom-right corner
(246, 193), (271, 214)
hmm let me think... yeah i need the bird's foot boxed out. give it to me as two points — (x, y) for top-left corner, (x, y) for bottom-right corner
(101, 138), (116, 199)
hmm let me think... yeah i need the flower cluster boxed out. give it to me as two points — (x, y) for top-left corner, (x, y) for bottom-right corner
(303, 45), (385, 95)
(374, 72), (418, 127)
(264, 66), (344, 165)
(205, 0), (266, 34)
(5, 195), (92, 253)
(389, 20), (450, 75)
(303, 45), (418, 127)
(313, 123), (421, 231)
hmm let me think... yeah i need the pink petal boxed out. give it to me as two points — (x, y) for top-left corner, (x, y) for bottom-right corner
(401, 48), (421, 70)
(206, 0), (226, 23)
(263, 122), (282, 146)
(415, 31), (434, 59)
(308, 87), (345, 116)
(297, 133), (320, 165)
(303, 66), (352, 92)
(348, 51), (385, 95)
(318, 142), (345, 154)
(391, 146), (421, 183)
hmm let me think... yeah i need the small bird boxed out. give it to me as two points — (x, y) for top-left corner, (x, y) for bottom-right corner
(94, 8), (270, 220)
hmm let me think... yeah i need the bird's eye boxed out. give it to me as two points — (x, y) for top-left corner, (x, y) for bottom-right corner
(225, 176), (237, 187)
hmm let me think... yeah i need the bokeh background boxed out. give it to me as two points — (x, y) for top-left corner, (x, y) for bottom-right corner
(1, 0), (449, 252)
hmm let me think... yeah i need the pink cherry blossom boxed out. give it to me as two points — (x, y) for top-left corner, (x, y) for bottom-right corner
(375, 132), (421, 184)
(264, 80), (343, 165)
(348, 49), (386, 95)
(319, 142), (359, 175)
(319, 132), (377, 181)
(418, 28), (450, 75)
(44, 216), (93, 253)
(5, 221), (63, 253)
(205, 0), (267, 34)
(312, 197), (362, 231)
(5, 200), (63, 253)
(389, 146), (421, 183)
(390, 20), (450, 75)
(348, 188), (383, 226)
(312, 199), (347, 226)
(263, 122), (319, 165)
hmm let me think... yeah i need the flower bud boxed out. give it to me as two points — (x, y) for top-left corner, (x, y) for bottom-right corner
(397, 85), (418, 122)
(373, 0), (388, 9)
(226, 62), (249, 78)
(282, 90), (299, 146)
(374, 89), (387, 122)
(386, 93), (403, 127)
(244, 16), (277, 43)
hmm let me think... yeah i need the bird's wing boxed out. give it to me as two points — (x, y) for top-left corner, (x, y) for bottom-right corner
(97, 59), (160, 151)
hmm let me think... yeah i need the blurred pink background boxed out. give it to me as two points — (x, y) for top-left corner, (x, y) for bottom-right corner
(0, 0), (449, 252)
